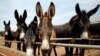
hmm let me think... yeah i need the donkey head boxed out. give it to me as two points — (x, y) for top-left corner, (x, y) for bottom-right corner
(4, 20), (11, 36)
(75, 3), (99, 39)
(14, 10), (27, 40)
(75, 4), (90, 39)
(36, 2), (55, 51)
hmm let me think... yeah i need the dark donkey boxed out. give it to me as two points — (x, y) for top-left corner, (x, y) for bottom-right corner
(3, 21), (15, 47)
(70, 4), (91, 56)
(68, 4), (99, 56)
(36, 2), (56, 56)
(24, 16), (38, 56)
(53, 4), (99, 56)
(14, 10), (28, 51)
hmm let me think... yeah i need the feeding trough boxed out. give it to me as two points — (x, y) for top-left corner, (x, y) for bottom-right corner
(0, 46), (25, 56)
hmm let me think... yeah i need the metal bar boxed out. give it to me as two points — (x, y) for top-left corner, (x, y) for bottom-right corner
(0, 40), (100, 49)
(36, 42), (41, 45)
(0, 40), (21, 43)
(50, 43), (100, 49)
(1, 37), (100, 43)
(50, 38), (100, 41)
(1, 38), (100, 43)
(35, 42), (100, 49)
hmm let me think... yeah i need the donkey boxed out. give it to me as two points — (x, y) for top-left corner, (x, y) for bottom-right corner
(14, 10), (28, 52)
(36, 2), (56, 56)
(70, 4), (91, 56)
(24, 16), (40, 56)
(3, 21), (15, 47)
(24, 16), (38, 56)
(68, 4), (99, 56)
(53, 4), (100, 56)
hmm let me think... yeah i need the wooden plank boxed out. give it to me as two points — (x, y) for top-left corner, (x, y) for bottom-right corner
(0, 46), (25, 56)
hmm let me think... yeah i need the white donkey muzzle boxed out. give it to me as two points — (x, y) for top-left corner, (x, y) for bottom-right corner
(41, 39), (50, 50)
(5, 32), (8, 35)
(26, 48), (34, 56)
(81, 31), (89, 39)
(20, 32), (25, 40)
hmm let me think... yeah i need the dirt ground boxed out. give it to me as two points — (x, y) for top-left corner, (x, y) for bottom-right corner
(0, 36), (100, 56)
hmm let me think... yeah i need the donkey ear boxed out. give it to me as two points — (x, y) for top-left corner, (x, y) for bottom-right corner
(8, 20), (10, 26)
(36, 2), (43, 18)
(3, 21), (6, 26)
(75, 3), (82, 16)
(33, 16), (38, 25)
(48, 2), (55, 18)
(14, 10), (19, 20)
(23, 10), (27, 19)
(87, 4), (100, 17)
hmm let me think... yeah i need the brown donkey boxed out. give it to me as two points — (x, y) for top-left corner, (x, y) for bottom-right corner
(36, 2), (56, 56)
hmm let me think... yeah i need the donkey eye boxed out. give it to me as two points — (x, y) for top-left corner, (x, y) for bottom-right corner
(48, 30), (52, 36)
(50, 28), (52, 31)
(39, 28), (43, 36)
(32, 38), (36, 43)
(79, 22), (83, 27)
(38, 27), (41, 30)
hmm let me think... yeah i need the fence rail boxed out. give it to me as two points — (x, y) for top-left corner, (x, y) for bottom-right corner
(0, 45), (25, 56)
(0, 38), (100, 49)
(1, 38), (100, 43)
(35, 42), (100, 49)
(50, 43), (100, 49)
(50, 38), (100, 41)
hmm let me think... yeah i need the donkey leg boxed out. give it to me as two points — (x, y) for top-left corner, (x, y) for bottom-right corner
(65, 47), (70, 56)
(75, 48), (79, 56)
(17, 43), (21, 50)
(70, 47), (73, 56)
(38, 46), (40, 56)
(5, 42), (7, 46)
(7, 42), (11, 48)
(6, 42), (9, 47)
(34, 45), (37, 56)
(48, 47), (52, 56)
(79, 48), (85, 56)
(8, 42), (11, 48)
(22, 43), (26, 52)
(53, 46), (57, 56)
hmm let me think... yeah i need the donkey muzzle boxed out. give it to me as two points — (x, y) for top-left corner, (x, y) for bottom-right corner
(81, 31), (89, 39)
(5, 32), (8, 35)
(26, 48), (34, 56)
(41, 39), (50, 51)
(20, 32), (25, 40)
